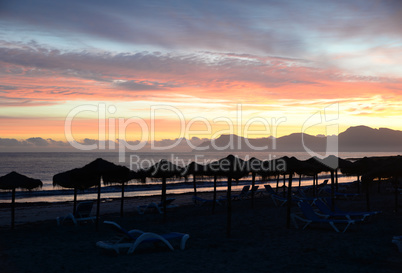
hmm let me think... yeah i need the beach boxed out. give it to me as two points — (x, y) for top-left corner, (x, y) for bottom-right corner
(0, 184), (401, 273)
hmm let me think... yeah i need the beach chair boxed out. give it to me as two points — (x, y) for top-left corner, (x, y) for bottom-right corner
(291, 201), (358, 232)
(293, 188), (318, 204)
(318, 198), (381, 220)
(323, 189), (361, 199)
(192, 196), (223, 206)
(57, 201), (96, 226)
(137, 198), (178, 214)
(392, 236), (402, 252)
(232, 185), (250, 200)
(264, 184), (276, 195)
(270, 193), (289, 207)
(96, 221), (190, 254)
(246, 185), (262, 198)
(318, 179), (329, 187)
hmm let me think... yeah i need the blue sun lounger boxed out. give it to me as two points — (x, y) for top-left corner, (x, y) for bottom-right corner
(96, 221), (190, 254)
(291, 201), (359, 232)
(315, 199), (381, 221)
(232, 185), (250, 200)
(192, 196), (224, 206)
(137, 198), (178, 214)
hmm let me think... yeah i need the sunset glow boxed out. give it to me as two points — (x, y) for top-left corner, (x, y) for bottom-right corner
(1, 0), (402, 151)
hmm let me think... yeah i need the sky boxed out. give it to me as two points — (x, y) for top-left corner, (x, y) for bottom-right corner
(1, 0), (402, 151)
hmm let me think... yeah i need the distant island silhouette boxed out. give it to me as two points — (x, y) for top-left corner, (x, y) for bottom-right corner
(192, 125), (402, 152)
(2, 125), (402, 153)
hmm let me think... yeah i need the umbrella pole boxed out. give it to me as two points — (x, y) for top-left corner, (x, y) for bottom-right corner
(330, 171), (335, 212)
(395, 176), (399, 213)
(365, 177), (370, 211)
(212, 176), (217, 214)
(226, 177), (232, 238)
(335, 170), (339, 191)
(378, 177), (381, 193)
(120, 181), (125, 217)
(96, 180), (101, 231)
(11, 188), (15, 229)
(276, 174), (279, 194)
(282, 175), (286, 197)
(162, 177), (167, 222)
(286, 173), (293, 229)
(298, 174), (301, 188)
(357, 175), (360, 193)
(312, 174), (316, 197)
(251, 172), (256, 209)
(193, 175), (197, 197)
(73, 188), (77, 215)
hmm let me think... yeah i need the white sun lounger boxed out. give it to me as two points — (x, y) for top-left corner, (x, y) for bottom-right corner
(57, 201), (96, 226)
(96, 221), (190, 254)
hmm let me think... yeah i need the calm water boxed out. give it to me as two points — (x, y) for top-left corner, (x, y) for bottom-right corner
(0, 151), (399, 203)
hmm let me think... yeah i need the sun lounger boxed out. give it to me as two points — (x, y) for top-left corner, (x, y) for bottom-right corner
(232, 185), (250, 200)
(57, 201), (96, 226)
(318, 179), (329, 187)
(270, 193), (288, 207)
(293, 189), (318, 204)
(96, 221), (190, 254)
(137, 198), (178, 214)
(246, 186), (262, 198)
(192, 196), (224, 206)
(392, 236), (402, 252)
(291, 200), (358, 232)
(264, 184), (276, 195)
(314, 199), (381, 221)
(324, 189), (361, 199)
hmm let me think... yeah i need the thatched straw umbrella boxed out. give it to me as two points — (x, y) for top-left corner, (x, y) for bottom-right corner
(276, 156), (309, 229)
(0, 171), (42, 229)
(206, 155), (249, 237)
(340, 156), (377, 193)
(361, 156), (402, 212)
(102, 165), (137, 217)
(53, 158), (133, 229)
(304, 155), (351, 211)
(181, 162), (207, 197)
(140, 159), (183, 222)
(53, 167), (99, 215)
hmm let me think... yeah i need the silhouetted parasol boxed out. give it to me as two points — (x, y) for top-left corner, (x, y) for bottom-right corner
(181, 162), (207, 197)
(140, 159), (183, 222)
(53, 158), (133, 229)
(361, 156), (402, 212)
(0, 171), (42, 229)
(206, 155), (249, 237)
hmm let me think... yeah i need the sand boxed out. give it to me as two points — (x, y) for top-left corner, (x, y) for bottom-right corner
(0, 185), (401, 273)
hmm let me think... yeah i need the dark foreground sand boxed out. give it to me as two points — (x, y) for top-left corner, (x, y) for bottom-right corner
(0, 185), (401, 273)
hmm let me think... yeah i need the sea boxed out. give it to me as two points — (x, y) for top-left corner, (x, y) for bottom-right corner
(0, 151), (399, 204)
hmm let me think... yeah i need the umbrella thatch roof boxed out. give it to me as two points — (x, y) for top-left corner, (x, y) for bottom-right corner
(53, 158), (135, 189)
(247, 157), (263, 174)
(259, 156), (306, 176)
(340, 156), (386, 176)
(361, 156), (402, 179)
(181, 162), (207, 177)
(140, 159), (183, 179)
(205, 155), (249, 179)
(53, 167), (99, 190)
(0, 171), (43, 190)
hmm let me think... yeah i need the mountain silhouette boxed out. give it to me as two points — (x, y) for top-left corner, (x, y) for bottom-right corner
(192, 126), (402, 152)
